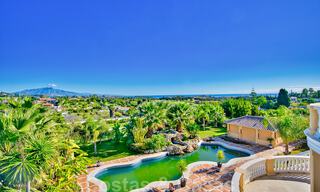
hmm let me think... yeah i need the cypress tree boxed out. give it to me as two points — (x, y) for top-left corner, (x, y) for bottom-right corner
(277, 88), (290, 107)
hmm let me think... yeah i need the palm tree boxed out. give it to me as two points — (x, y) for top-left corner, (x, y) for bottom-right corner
(92, 129), (100, 155)
(0, 136), (55, 192)
(132, 118), (148, 143)
(0, 98), (89, 191)
(85, 118), (107, 155)
(0, 153), (38, 192)
(211, 105), (225, 127)
(266, 107), (308, 154)
(195, 106), (209, 130)
(167, 102), (193, 132)
(186, 123), (200, 138)
(113, 122), (123, 144)
(107, 104), (116, 118)
(25, 137), (55, 168)
(139, 102), (166, 137)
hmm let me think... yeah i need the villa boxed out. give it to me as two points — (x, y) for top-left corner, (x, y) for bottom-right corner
(225, 116), (282, 147)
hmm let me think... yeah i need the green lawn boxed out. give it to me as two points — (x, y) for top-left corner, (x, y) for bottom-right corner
(289, 142), (309, 155)
(197, 127), (227, 139)
(81, 140), (136, 163)
(81, 127), (226, 163)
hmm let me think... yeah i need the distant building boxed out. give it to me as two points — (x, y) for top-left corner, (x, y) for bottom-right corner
(225, 116), (282, 147)
(290, 96), (298, 102)
(35, 97), (58, 107)
(115, 106), (130, 112)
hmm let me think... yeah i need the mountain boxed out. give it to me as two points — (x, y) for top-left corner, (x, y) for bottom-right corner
(14, 87), (90, 97)
(0, 91), (11, 97)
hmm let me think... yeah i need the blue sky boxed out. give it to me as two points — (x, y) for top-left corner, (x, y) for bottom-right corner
(0, 0), (319, 95)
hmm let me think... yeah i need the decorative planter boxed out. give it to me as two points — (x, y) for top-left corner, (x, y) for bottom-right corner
(180, 178), (187, 187)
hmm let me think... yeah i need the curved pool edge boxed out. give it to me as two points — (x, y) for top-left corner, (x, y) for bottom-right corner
(87, 152), (168, 192)
(131, 160), (217, 192)
(87, 140), (255, 192)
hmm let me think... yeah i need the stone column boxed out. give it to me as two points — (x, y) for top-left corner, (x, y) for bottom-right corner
(265, 158), (275, 176)
(310, 150), (320, 192)
(306, 104), (320, 192)
(239, 173), (244, 192)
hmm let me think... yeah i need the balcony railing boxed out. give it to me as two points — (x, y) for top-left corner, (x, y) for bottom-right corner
(231, 156), (310, 192)
(273, 156), (309, 173)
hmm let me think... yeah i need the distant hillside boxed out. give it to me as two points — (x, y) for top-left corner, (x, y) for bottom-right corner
(0, 91), (11, 97)
(14, 87), (90, 97)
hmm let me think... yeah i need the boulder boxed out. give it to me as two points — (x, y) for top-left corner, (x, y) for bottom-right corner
(171, 133), (183, 143)
(182, 138), (200, 153)
(167, 144), (185, 155)
(164, 133), (177, 143)
(183, 145), (194, 153)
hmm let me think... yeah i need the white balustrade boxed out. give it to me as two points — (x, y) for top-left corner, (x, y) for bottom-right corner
(246, 163), (265, 183)
(241, 158), (266, 184)
(273, 156), (309, 173)
(232, 156), (310, 192)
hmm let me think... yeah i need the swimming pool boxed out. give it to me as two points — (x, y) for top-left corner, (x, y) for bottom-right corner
(96, 144), (249, 192)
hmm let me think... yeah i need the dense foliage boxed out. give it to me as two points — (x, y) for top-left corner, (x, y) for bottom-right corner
(0, 98), (88, 191)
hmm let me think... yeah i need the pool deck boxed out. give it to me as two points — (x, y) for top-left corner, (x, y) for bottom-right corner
(77, 137), (291, 192)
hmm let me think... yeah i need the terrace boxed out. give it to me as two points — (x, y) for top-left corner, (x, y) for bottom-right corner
(231, 103), (320, 192)
(231, 156), (310, 192)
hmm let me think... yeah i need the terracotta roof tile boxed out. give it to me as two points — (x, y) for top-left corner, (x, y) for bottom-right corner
(225, 116), (277, 131)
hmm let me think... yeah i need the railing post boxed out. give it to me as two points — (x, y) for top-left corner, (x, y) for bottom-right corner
(266, 158), (275, 176)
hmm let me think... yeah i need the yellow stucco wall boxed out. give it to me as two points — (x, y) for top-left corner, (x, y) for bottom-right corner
(228, 124), (240, 138)
(227, 123), (282, 146)
(240, 126), (256, 143)
(311, 150), (320, 192)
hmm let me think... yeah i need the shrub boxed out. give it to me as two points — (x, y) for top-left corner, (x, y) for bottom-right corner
(186, 123), (200, 138)
(114, 111), (123, 117)
(145, 134), (168, 151)
(217, 150), (225, 162)
(177, 159), (187, 175)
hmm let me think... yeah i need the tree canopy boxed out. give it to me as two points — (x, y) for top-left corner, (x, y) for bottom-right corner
(277, 88), (290, 107)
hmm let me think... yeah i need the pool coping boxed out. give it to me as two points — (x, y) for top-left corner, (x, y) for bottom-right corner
(86, 140), (255, 192)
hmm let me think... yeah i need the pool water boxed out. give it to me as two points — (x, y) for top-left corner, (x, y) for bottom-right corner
(97, 145), (249, 192)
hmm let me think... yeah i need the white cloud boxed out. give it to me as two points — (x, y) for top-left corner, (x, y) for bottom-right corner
(48, 83), (57, 87)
